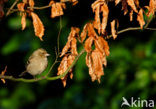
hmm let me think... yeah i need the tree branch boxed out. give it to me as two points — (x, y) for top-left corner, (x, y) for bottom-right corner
(0, 49), (85, 83)
(6, 0), (72, 16)
(6, 0), (19, 16)
(107, 27), (156, 39)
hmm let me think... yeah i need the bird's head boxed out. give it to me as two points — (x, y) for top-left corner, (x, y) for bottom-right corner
(33, 48), (50, 57)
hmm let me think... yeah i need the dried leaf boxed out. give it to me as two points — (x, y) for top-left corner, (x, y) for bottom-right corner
(93, 6), (101, 34)
(127, 0), (138, 13)
(111, 20), (117, 39)
(91, 49), (104, 83)
(92, 0), (109, 34)
(1, 66), (7, 84)
(67, 55), (75, 73)
(134, 0), (139, 8)
(57, 56), (68, 87)
(60, 27), (79, 57)
(122, 0), (128, 15)
(87, 23), (98, 38)
(29, 0), (35, 11)
(86, 53), (94, 80)
(31, 12), (45, 41)
(17, 3), (25, 12)
(129, 9), (133, 21)
(57, 54), (75, 87)
(148, 0), (156, 16)
(23, 0), (28, 4)
(71, 38), (78, 56)
(101, 3), (109, 34)
(50, 2), (66, 18)
(94, 36), (110, 56)
(60, 41), (71, 57)
(68, 27), (80, 40)
(84, 37), (94, 53)
(80, 24), (88, 42)
(21, 13), (27, 30)
(67, 55), (75, 79)
(115, 0), (121, 5)
(72, 1), (78, 6)
(137, 9), (145, 29)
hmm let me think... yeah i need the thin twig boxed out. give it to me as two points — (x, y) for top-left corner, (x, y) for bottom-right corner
(107, 27), (156, 39)
(44, 17), (63, 77)
(7, 0), (71, 15)
(6, 0), (19, 16)
(45, 54), (59, 77)
(57, 16), (62, 54)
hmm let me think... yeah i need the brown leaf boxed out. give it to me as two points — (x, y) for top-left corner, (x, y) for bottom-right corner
(87, 23), (98, 38)
(60, 27), (79, 57)
(115, 0), (121, 5)
(67, 54), (75, 73)
(101, 3), (109, 34)
(134, 0), (139, 8)
(92, 0), (109, 34)
(91, 49), (104, 83)
(17, 3), (25, 12)
(57, 54), (75, 87)
(137, 9), (145, 29)
(94, 7), (101, 34)
(122, 0), (128, 15)
(21, 13), (27, 30)
(71, 38), (78, 56)
(84, 37), (94, 53)
(86, 53), (95, 80)
(129, 9), (133, 21)
(148, 0), (156, 16)
(29, 0), (35, 11)
(127, 0), (138, 13)
(68, 27), (80, 40)
(50, 1), (66, 18)
(111, 20), (117, 39)
(31, 12), (45, 41)
(94, 36), (110, 56)
(57, 55), (68, 87)
(71, 0), (78, 6)
(80, 24), (88, 42)
(23, 0), (28, 4)
(1, 66), (7, 84)
(60, 41), (71, 57)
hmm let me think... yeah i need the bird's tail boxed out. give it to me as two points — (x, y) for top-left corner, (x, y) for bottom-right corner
(19, 71), (27, 77)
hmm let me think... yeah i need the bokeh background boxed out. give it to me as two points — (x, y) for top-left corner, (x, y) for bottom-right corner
(0, 0), (156, 109)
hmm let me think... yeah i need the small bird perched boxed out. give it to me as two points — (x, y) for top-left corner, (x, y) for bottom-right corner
(20, 48), (50, 77)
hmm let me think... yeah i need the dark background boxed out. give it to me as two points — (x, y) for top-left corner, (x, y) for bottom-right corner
(0, 0), (156, 109)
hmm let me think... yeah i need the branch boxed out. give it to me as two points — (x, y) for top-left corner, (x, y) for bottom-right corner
(6, 0), (19, 16)
(6, 0), (72, 16)
(107, 27), (156, 39)
(0, 49), (85, 83)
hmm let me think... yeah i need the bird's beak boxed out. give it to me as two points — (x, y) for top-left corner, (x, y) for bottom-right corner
(45, 53), (50, 56)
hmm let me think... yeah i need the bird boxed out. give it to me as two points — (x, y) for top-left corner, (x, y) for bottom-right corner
(20, 48), (50, 77)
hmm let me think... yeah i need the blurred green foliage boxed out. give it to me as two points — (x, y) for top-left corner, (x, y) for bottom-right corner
(0, 0), (156, 109)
